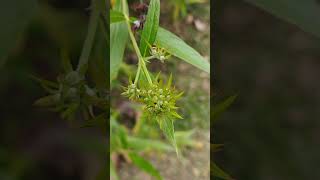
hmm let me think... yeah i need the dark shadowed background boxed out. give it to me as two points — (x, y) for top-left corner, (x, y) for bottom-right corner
(214, 0), (320, 180)
(0, 0), (107, 179)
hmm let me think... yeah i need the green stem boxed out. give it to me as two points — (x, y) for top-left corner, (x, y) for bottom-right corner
(133, 112), (145, 135)
(122, 0), (151, 135)
(126, 18), (152, 84)
(121, 0), (153, 85)
(145, 55), (155, 61)
(134, 65), (141, 84)
(141, 62), (152, 84)
(76, 0), (99, 74)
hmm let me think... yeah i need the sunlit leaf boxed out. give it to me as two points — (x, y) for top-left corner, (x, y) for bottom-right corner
(110, 10), (126, 23)
(139, 0), (160, 57)
(110, 1), (129, 82)
(156, 27), (210, 73)
(157, 115), (179, 156)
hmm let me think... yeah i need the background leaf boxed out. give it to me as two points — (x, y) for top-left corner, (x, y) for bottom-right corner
(174, 130), (201, 149)
(110, 10), (137, 24)
(156, 27), (210, 73)
(211, 162), (234, 180)
(110, 10), (125, 23)
(139, 0), (160, 57)
(110, 1), (129, 82)
(127, 136), (174, 152)
(244, 0), (320, 38)
(128, 152), (162, 180)
(212, 95), (237, 124)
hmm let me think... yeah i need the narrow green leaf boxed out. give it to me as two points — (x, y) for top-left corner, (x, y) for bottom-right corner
(211, 143), (224, 153)
(61, 103), (79, 120)
(128, 152), (162, 180)
(154, 71), (161, 82)
(139, 0), (160, 57)
(244, 0), (320, 38)
(110, 1), (129, 82)
(175, 130), (200, 148)
(170, 111), (183, 119)
(31, 76), (59, 88)
(127, 136), (174, 152)
(31, 75), (59, 93)
(110, 10), (137, 24)
(187, 0), (207, 3)
(118, 125), (128, 149)
(110, 10), (125, 23)
(157, 115), (179, 156)
(166, 73), (173, 88)
(156, 27), (210, 73)
(33, 94), (60, 107)
(211, 163), (234, 180)
(212, 95), (237, 123)
(175, 130), (195, 139)
(175, 91), (184, 99)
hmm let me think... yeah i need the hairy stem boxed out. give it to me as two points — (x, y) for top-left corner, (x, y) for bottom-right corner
(76, 0), (99, 74)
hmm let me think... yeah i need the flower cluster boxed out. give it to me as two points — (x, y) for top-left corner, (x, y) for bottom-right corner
(34, 71), (108, 120)
(150, 45), (171, 63)
(122, 75), (183, 119)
